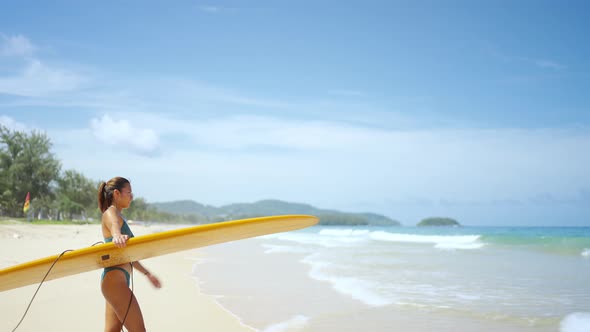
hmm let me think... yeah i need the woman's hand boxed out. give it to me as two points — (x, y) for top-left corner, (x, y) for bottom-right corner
(146, 273), (162, 289)
(112, 234), (129, 248)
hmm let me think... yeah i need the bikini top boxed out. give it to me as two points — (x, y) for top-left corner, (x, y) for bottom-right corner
(104, 217), (135, 243)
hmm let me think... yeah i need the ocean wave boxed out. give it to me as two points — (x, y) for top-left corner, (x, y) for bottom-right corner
(262, 315), (309, 332)
(582, 249), (590, 257)
(302, 254), (393, 307)
(319, 229), (371, 236)
(560, 312), (590, 332)
(269, 229), (485, 250)
(369, 231), (484, 250)
(271, 232), (369, 248)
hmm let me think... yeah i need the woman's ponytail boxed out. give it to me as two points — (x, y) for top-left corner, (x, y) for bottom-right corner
(97, 181), (108, 213)
(97, 177), (130, 213)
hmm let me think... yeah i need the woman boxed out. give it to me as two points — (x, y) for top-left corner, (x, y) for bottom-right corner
(98, 177), (161, 332)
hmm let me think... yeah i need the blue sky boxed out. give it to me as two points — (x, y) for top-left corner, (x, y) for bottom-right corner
(1, 1), (589, 226)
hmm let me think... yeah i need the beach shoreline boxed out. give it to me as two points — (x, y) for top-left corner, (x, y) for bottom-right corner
(2, 223), (588, 332)
(0, 223), (254, 332)
(195, 232), (568, 332)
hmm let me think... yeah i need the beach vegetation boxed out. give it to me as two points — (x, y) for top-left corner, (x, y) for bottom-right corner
(0, 126), (61, 217)
(0, 126), (401, 225)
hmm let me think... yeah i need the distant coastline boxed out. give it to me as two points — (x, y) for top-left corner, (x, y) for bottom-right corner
(151, 199), (402, 226)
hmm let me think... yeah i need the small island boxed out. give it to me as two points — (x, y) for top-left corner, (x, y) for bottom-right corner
(417, 217), (461, 227)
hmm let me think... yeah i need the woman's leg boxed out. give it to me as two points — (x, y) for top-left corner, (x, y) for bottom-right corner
(104, 301), (123, 332)
(101, 269), (146, 332)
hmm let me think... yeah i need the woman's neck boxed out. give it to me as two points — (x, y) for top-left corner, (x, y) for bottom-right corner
(110, 204), (122, 214)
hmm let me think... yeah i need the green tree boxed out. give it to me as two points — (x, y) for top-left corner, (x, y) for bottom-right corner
(56, 169), (98, 220)
(31, 194), (58, 220)
(125, 197), (154, 221)
(0, 126), (61, 217)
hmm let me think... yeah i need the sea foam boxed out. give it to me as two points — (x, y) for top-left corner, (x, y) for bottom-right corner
(302, 254), (392, 307)
(581, 248), (590, 257)
(272, 231), (369, 248)
(369, 231), (484, 250)
(319, 228), (371, 236)
(262, 315), (309, 332)
(270, 228), (484, 250)
(560, 312), (590, 332)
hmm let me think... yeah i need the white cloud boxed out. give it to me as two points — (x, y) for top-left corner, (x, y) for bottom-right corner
(176, 115), (368, 151)
(90, 114), (160, 155)
(0, 34), (89, 97)
(40, 110), (589, 225)
(0, 34), (35, 57)
(0, 77), (292, 113)
(153, 78), (292, 109)
(0, 36), (583, 223)
(58, 112), (590, 203)
(0, 115), (29, 132)
(100, 112), (397, 153)
(0, 59), (87, 97)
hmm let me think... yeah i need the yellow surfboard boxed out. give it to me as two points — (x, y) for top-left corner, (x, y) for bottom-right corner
(0, 215), (318, 292)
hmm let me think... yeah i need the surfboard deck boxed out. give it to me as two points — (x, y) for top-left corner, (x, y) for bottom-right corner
(0, 214), (318, 292)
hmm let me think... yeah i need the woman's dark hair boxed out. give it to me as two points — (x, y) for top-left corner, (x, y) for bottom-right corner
(98, 177), (130, 213)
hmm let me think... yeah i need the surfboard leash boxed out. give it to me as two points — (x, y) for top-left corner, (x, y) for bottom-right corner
(11, 241), (109, 332)
(11, 249), (73, 332)
(88, 242), (134, 332)
(119, 262), (134, 332)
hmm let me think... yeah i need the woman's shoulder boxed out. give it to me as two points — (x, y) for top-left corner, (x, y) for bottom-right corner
(102, 206), (121, 223)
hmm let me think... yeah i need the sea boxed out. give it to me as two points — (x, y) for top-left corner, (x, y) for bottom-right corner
(194, 226), (590, 332)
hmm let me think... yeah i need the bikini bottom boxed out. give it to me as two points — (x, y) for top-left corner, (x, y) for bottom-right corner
(101, 266), (130, 286)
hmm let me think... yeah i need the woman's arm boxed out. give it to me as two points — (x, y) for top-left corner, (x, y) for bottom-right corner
(103, 208), (128, 248)
(132, 261), (162, 288)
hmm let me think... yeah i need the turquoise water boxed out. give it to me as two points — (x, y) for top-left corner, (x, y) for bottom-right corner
(338, 226), (590, 255)
(197, 226), (590, 331)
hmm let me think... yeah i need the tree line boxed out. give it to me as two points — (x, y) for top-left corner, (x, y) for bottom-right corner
(0, 125), (199, 223)
(1, 125), (405, 225)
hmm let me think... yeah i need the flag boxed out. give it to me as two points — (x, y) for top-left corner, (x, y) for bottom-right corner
(23, 192), (30, 214)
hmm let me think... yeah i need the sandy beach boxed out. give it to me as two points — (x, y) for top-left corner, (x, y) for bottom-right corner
(0, 222), (254, 332)
(2, 222), (587, 332)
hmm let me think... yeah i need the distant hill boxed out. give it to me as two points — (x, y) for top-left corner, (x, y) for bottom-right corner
(150, 199), (401, 226)
(151, 200), (221, 217)
(417, 217), (461, 227)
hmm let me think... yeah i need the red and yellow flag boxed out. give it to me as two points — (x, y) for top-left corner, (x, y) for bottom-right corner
(23, 192), (30, 213)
